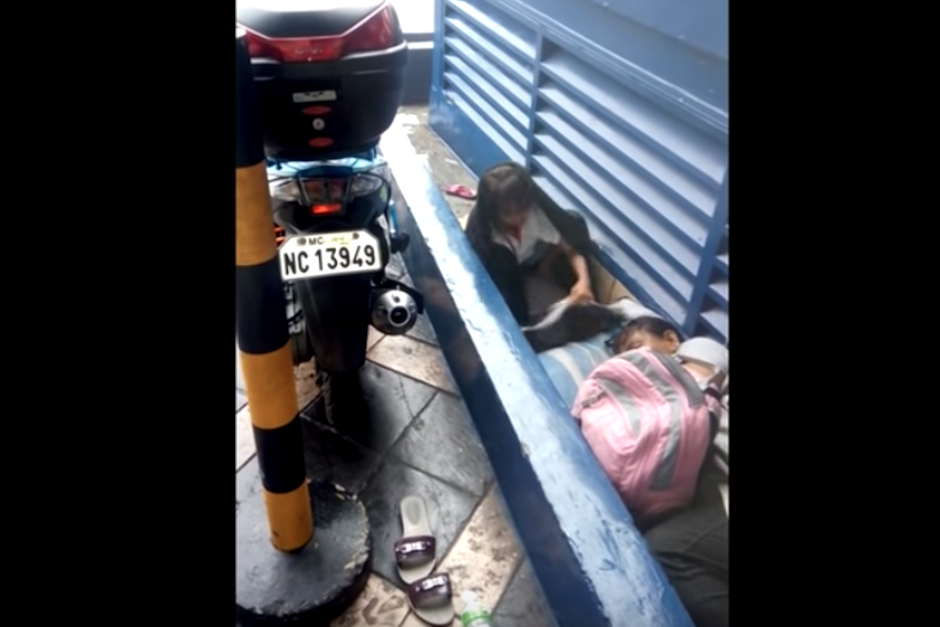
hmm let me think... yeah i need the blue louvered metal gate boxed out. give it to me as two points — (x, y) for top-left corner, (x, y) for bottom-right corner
(428, 0), (728, 341)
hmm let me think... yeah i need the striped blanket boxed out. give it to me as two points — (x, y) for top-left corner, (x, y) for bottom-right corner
(538, 334), (611, 409)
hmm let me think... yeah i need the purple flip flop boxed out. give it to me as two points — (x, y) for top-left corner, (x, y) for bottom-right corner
(395, 496), (437, 584)
(406, 573), (456, 625)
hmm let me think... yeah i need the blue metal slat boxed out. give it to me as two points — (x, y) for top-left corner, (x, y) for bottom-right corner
(683, 174), (728, 338)
(443, 72), (528, 152)
(537, 85), (718, 220)
(446, 0), (538, 61)
(439, 87), (526, 164)
(714, 253), (728, 275)
(534, 109), (710, 251)
(443, 16), (534, 83)
(531, 148), (695, 305)
(532, 168), (691, 323)
(579, 0), (728, 61)
(590, 227), (690, 326)
(532, 165), (690, 330)
(537, 100), (716, 222)
(536, 174), (687, 326)
(478, 0), (727, 136)
(708, 281), (728, 309)
(436, 0), (537, 170)
(432, 0), (514, 174)
(698, 307), (727, 339)
(539, 50), (726, 188)
(443, 55), (530, 131)
(429, 89), (514, 174)
(442, 35), (531, 106)
(531, 133), (699, 289)
(523, 27), (545, 173)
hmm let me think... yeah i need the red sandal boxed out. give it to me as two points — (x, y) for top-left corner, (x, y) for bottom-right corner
(443, 184), (477, 200)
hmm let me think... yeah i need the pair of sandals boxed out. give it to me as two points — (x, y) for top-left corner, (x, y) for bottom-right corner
(394, 496), (456, 625)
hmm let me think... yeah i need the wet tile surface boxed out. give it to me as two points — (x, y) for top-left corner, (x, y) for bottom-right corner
(367, 326), (385, 351)
(237, 115), (532, 625)
(302, 362), (436, 456)
(389, 392), (492, 496)
(359, 457), (478, 589)
(406, 311), (438, 346)
(396, 106), (478, 224)
(437, 487), (521, 611)
(295, 361), (320, 410)
(236, 405), (254, 471)
(492, 558), (557, 627)
(367, 334), (457, 394)
(396, 487), (522, 627)
(301, 419), (383, 493)
(236, 454), (258, 506)
(236, 343), (245, 392)
(397, 610), (453, 627)
(330, 574), (410, 627)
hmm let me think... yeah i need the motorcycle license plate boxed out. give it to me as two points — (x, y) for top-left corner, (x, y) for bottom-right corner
(279, 230), (382, 281)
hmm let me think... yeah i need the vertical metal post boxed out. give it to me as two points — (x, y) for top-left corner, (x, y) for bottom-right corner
(235, 29), (313, 552)
(682, 170), (728, 339)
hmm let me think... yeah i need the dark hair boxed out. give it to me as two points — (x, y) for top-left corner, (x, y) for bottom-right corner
(475, 162), (535, 227)
(623, 316), (680, 338)
(609, 316), (681, 352)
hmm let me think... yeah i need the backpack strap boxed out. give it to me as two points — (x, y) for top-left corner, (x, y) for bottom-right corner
(704, 387), (722, 403)
(701, 383), (726, 445)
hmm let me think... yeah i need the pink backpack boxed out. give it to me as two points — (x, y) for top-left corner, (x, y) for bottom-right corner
(571, 347), (718, 525)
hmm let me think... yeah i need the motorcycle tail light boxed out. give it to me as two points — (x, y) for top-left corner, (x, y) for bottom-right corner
(349, 171), (388, 197)
(299, 177), (346, 201)
(311, 203), (343, 215)
(344, 3), (397, 55)
(240, 2), (397, 63)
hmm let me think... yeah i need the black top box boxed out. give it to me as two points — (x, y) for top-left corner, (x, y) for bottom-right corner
(237, 0), (408, 161)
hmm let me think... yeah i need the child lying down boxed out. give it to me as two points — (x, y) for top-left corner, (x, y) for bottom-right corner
(539, 301), (729, 627)
(558, 314), (729, 627)
(611, 314), (728, 478)
(599, 315), (729, 627)
(525, 296), (729, 486)
(572, 315), (727, 526)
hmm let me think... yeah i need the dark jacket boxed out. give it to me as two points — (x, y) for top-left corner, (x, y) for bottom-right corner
(465, 164), (595, 325)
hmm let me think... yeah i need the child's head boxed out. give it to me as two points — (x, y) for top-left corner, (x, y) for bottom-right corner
(477, 163), (535, 230)
(614, 316), (681, 355)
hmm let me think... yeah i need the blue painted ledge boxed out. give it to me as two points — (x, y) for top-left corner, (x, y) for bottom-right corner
(380, 123), (694, 627)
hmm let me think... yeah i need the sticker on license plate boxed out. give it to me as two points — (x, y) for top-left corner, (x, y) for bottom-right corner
(292, 90), (337, 103)
(279, 230), (382, 281)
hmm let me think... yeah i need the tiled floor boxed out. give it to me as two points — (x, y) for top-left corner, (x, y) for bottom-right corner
(236, 106), (556, 626)
(236, 257), (549, 626)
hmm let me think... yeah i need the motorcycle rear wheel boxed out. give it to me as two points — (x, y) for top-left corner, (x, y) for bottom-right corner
(316, 370), (367, 425)
(290, 327), (315, 366)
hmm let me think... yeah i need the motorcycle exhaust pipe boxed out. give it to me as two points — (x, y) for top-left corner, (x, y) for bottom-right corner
(370, 282), (423, 336)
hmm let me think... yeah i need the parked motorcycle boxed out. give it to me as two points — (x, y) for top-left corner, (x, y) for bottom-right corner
(237, 0), (424, 418)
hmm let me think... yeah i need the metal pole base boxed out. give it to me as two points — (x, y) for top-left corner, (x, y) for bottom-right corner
(236, 458), (371, 626)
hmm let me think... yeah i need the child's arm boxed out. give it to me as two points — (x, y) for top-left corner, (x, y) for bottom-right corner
(560, 241), (592, 302)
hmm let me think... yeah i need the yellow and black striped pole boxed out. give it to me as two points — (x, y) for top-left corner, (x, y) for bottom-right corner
(236, 29), (313, 552)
